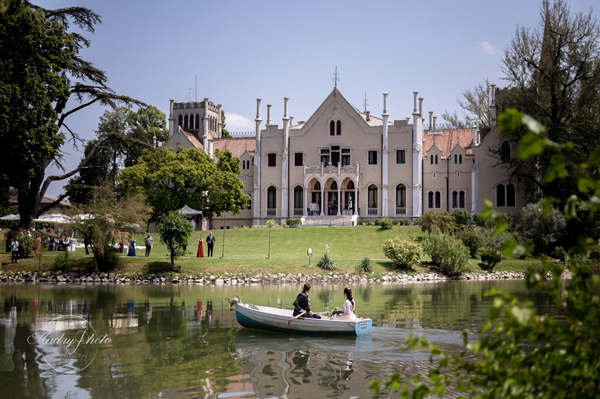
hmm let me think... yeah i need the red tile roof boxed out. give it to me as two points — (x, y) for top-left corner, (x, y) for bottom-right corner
(180, 127), (203, 149)
(423, 129), (475, 157)
(213, 138), (255, 158)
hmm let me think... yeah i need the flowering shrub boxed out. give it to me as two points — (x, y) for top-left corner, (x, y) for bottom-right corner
(383, 238), (422, 269)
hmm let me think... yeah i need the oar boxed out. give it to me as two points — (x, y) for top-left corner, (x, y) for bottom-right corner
(288, 310), (306, 324)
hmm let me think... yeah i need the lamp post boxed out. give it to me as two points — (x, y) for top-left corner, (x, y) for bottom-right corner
(268, 223), (271, 259)
(220, 213), (226, 259)
(307, 248), (312, 268)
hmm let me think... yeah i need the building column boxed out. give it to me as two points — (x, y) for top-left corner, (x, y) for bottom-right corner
(281, 97), (290, 222)
(168, 99), (174, 138)
(252, 99), (262, 226)
(412, 91), (423, 218)
(337, 186), (341, 215)
(381, 92), (389, 217)
(303, 186), (308, 216)
(354, 187), (358, 215)
(320, 188), (325, 216)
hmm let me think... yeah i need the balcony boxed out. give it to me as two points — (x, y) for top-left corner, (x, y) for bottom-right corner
(367, 208), (378, 216)
(395, 207), (407, 215)
(304, 163), (362, 177)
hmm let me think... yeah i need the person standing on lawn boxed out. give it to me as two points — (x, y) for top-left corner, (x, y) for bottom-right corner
(84, 233), (91, 255)
(197, 235), (204, 258)
(10, 238), (19, 264)
(144, 233), (154, 257)
(206, 232), (215, 257)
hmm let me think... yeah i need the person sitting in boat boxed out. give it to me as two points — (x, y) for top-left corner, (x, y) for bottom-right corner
(293, 283), (321, 319)
(337, 287), (356, 320)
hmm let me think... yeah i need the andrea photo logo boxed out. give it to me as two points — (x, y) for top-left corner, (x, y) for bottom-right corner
(27, 315), (111, 374)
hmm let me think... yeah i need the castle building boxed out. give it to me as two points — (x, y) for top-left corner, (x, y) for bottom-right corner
(165, 86), (525, 228)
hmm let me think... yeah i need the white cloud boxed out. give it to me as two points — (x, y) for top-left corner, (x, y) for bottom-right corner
(224, 112), (254, 132)
(480, 41), (499, 56)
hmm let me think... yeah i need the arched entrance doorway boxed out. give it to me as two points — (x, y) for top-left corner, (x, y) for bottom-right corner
(308, 178), (322, 215)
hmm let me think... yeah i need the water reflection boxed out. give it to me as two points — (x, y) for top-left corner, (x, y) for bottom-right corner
(0, 282), (562, 398)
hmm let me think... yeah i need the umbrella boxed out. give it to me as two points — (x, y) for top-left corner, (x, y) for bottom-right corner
(32, 213), (72, 224)
(181, 205), (203, 216)
(0, 214), (20, 221)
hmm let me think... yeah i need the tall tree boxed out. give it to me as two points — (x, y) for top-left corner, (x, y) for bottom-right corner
(442, 78), (493, 129)
(118, 147), (249, 221)
(0, 1), (143, 228)
(498, 0), (600, 243)
(220, 110), (231, 138)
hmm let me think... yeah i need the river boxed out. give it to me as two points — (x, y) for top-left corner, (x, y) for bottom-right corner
(0, 281), (561, 399)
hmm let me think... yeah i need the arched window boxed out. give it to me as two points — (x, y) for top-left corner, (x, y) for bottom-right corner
(396, 184), (406, 213)
(430, 155), (433, 165)
(189, 114), (195, 130)
(330, 121), (335, 136)
(195, 114), (200, 130)
(496, 184), (506, 207)
(336, 120), (342, 136)
(459, 154), (463, 164)
(435, 191), (441, 208)
(452, 191), (458, 208)
(347, 180), (355, 190)
(314, 182), (321, 191)
(454, 154), (457, 164)
(294, 186), (303, 214)
(501, 141), (511, 160)
(178, 114), (183, 127)
(331, 181), (338, 190)
(368, 185), (378, 213)
(459, 191), (465, 208)
(183, 114), (189, 129)
(435, 155), (439, 164)
(267, 186), (277, 211)
(507, 184), (516, 207)
(247, 194), (252, 210)
(428, 191), (434, 208)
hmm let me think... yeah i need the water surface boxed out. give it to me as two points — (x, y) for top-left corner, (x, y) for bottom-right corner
(0, 281), (561, 398)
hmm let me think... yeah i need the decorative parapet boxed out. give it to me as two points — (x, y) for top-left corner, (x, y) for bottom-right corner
(303, 162), (362, 177)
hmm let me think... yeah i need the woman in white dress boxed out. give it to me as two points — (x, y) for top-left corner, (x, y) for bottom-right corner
(338, 287), (356, 320)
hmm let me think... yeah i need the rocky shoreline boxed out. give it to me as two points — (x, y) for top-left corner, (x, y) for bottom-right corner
(0, 269), (572, 285)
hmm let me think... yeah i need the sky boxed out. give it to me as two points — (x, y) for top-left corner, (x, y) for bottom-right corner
(38, 0), (598, 198)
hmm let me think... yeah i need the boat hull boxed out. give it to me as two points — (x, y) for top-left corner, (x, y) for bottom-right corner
(235, 303), (372, 336)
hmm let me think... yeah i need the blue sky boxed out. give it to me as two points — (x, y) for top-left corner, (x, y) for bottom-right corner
(38, 0), (598, 197)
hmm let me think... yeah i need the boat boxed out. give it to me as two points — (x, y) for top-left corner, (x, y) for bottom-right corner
(234, 302), (372, 336)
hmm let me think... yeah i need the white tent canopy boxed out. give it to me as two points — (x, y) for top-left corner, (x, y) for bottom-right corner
(32, 213), (71, 224)
(181, 205), (203, 216)
(0, 214), (20, 221)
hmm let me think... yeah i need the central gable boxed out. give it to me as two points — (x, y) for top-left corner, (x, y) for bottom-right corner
(292, 88), (380, 138)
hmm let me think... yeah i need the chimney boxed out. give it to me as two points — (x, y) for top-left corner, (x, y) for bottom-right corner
(428, 111), (433, 129)
(433, 116), (437, 130)
(491, 83), (497, 105)
(413, 91), (418, 113)
(383, 92), (388, 116)
(290, 116), (294, 126)
(255, 98), (262, 120)
(266, 104), (272, 125)
(283, 97), (289, 118)
(406, 117), (410, 123)
(472, 126), (479, 145)
(418, 97), (424, 116)
(365, 111), (370, 121)
(490, 83), (498, 127)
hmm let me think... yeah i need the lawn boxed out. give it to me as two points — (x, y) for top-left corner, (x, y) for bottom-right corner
(0, 226), (541, 276)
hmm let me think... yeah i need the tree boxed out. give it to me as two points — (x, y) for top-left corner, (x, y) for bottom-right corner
(68, 185), (150, 272)
(220, 110), (231, 138)
(157, 210), (193, 270)
(370, 110), (600, 399)
(118, 147), (249, 221)
(497, 0), (600, 245)
(64, 106), (167, 204)
(442, 78), (493, 129)
(0, 1), (144, 228)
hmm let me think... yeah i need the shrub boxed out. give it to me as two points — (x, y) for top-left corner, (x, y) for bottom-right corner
(378, 217), (393, 230)
(553, 246), (566, 263)
(452, 209), (471, 226)
(439, 238), (469, 276)
(266, 219), (277, 228)
(317, 245), (336, 270)
(481, 251), (502, 271)
(458, 228), (483, 257)
(476, 226), (514, 253)
(393, 219), (411, 226)
(417, 211), (456, 233)
(281, 221), (287, 228)
(514, 203), (566, 254)
(588, 244), (600, 260)
(422, 227), (448, 265)
(383, 238), (422, 269)
(355, 257), (373, 274)
(52, 250), (70, 270)
(287, 218), (302, 226)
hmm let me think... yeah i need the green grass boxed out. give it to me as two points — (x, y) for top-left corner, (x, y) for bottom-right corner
(0, 226), (541, 276)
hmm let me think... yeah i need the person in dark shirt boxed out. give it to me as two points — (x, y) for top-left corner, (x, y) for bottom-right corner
(293, 283), (321, 319)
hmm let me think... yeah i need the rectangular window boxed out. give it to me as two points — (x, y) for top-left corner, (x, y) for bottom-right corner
(320, 149), (330, 166)
(368, 150), (378, 165)
(435, 191), (441, 208)
(268, 153), (276, 167)
(396, 149), (406, 164)
(294, 152), (303, 167)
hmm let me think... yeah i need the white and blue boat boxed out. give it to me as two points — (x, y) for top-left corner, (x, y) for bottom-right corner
(234, 302), (372, 336)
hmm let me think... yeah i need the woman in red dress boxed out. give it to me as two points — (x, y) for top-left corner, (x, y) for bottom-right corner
(197, 235), (204, 258)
